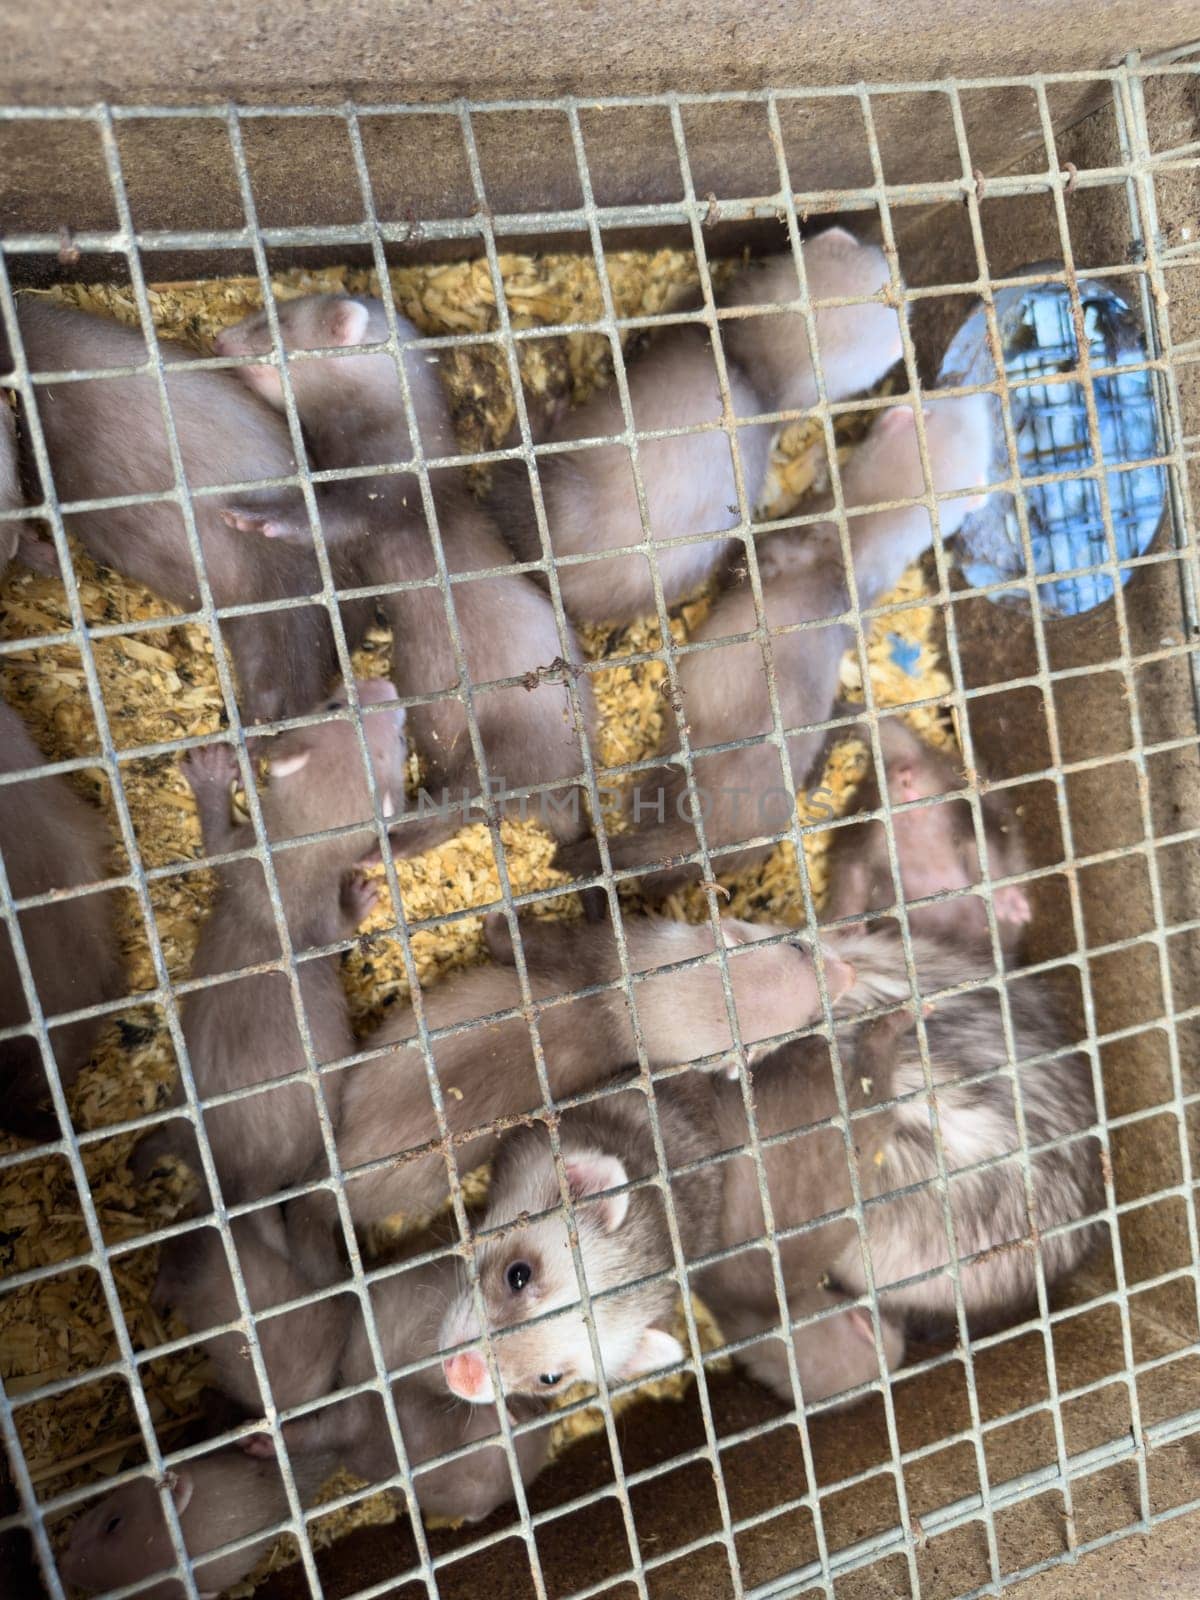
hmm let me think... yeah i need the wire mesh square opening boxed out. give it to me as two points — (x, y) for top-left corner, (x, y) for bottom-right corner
(0, 52), (1198, 1600)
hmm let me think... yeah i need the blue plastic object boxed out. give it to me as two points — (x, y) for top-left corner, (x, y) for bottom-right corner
(938, 271), (1167, 617)
(887, 633), (922, 676)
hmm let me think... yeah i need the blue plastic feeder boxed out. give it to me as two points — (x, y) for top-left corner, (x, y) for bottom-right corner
(939, 272), (1167, 618)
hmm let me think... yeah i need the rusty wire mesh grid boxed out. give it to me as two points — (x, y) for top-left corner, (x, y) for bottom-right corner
(0, 46), (1198, 1600)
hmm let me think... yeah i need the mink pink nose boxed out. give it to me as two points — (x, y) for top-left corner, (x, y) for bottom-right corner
(444, 1350), (489, 1398)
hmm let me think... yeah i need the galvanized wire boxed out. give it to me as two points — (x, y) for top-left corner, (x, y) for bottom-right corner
(0, 54), (1199, 1600)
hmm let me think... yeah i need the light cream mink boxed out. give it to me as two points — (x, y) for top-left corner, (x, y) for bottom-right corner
(556, 389), (997, 900)
(486, 227), (904, 625)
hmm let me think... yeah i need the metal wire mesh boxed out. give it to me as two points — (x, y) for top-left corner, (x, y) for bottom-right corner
(0, 47), (1198, 1600)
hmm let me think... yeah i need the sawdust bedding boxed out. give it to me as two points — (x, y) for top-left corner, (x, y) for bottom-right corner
(0, 249), (957, 1589)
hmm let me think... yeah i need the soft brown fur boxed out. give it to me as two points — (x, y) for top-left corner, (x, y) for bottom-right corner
(487, 326), (775, 624)
(152, 1207), (354, 1428)
(718, 229), (903, 417)
(438, 1081), (720, 1402)
(9, 300), (339, 722)
(351, 477), (598, 852)
(556, 392), (996, 898)
(822, 716), (1032, 966)
(439, 1068), (896, 1412)
(0, 702), (124, 1136)
(214, 293), (598, 850)
(136, 681), (408, 1212)
(149, 925), (1100, 1464)
(323, 911), (853, 1232)
(211, 292), (456, 506)
(486, 229), (903, 625)
(743, 928), (1103, 1332)
(59, 1446), (338, 1599)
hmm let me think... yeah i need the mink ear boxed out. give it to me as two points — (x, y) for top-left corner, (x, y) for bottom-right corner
(169, 1469), (194, 1517)
(817, 944), (858, 1002)
(845, 1305), (874, 1345)
(329, 298), (371, 348)
(621, 1327), (684, 1380)
(888, 762), (917, 801)
(564, 1151), (629, 1233)
(877, 405), (916, 434)
(267, 749), (311, 779)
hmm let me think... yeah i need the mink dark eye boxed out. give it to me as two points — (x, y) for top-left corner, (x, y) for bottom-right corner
(538, 1372), (563, 1387)
(506, 1261), (532, 1293)
(324, 698), (344, 711)
(104, 1514), (122, 1536)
